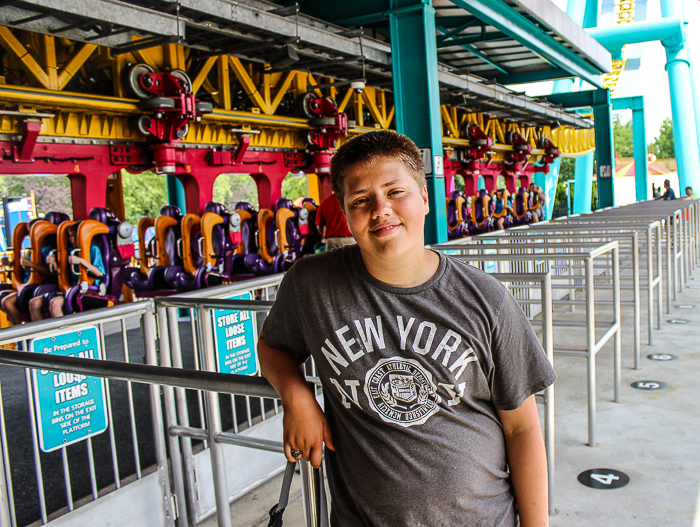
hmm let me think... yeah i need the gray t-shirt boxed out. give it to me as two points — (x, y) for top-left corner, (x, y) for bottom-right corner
(262, 245), (556, 527)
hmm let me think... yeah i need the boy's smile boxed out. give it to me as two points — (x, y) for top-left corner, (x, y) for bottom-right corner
(342, 158), (435, 284)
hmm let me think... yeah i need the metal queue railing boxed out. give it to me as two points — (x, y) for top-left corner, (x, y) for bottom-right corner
(433, 240), (620, 447)
(490, 220), (663, 346)
(0, 302), (176, 527)
(0, 271), (557, 525)
(560, 200), (700, 312)
(154, 275), (284, 527)
(491, 273), (555, 514)
(471, 229), (642, 368)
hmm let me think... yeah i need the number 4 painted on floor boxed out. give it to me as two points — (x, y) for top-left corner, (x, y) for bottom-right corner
(591, 473), (620, 485)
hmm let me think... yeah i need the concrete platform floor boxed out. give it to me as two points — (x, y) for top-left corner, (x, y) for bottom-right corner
(220, 275), (700, 527)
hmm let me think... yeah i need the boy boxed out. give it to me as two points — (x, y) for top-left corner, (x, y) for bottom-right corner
(259, 131), (556, 526)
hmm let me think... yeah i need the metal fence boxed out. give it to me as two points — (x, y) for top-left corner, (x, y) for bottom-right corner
(433, 240), (620, 447)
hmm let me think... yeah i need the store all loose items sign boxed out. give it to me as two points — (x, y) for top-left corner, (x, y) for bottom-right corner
(31, 327), (108, 452)
(212, 292), (259, 375)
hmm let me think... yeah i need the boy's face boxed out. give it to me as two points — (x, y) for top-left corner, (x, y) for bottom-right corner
(342, 158), (429, 263)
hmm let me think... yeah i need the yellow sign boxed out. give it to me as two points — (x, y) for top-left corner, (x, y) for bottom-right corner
(601, 0), (636, 94)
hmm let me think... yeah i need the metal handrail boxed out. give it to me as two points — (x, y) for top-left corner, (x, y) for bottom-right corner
(0, 348), (280, 399)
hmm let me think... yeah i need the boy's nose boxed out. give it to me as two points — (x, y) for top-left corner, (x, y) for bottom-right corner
(371, 196), (392, 218)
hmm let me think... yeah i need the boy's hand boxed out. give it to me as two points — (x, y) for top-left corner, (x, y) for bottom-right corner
(283, 390), (335, 468)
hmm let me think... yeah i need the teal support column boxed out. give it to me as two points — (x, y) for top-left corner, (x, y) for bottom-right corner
(593, 89), (615, 208)
(660, 0), (700, 192)
(612, 96), (648, 202)
(167, 175), (187, 213)
(631, 107), (648, 201)
(573, 153), (594, 214)
(388, 0), (447, 244)
(552, 0), (595, 216)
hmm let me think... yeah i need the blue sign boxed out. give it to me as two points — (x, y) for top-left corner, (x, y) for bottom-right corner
(31, 327), (108, 452)
(212, 292), (259, 375)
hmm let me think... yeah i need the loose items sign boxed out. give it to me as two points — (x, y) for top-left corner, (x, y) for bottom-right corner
(31, 327), (108, 452)
(212, 292), (259, 375)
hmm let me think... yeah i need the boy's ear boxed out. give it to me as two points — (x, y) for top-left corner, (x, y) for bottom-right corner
(422, 185), (430, 214)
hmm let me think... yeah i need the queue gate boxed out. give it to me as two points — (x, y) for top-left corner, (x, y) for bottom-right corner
(153, 276), (287, 527)
(0, 303), (175, 527)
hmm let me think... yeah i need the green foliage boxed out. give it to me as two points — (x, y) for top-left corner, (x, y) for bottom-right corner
(122, 170), (168, 223)
(281, 173), (308, 200)
(213, 173), (258, 210)
(649, 117), (674, 158)
(453, 174), (465, 194)
(613, 118), (634, 158)
(0, 175), (72, 216)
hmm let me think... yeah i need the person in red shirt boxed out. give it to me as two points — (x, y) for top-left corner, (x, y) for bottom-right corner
(315, 192), (355, 250)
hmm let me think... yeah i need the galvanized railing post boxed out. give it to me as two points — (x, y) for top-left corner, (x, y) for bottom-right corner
(612, 247), (621, 403)
(156, 305), (188, 527)
(196, 305), (232, 527)
(143, 310), (177, 527)
(585, 256), (596, 447)
(540, 273), (555, 515)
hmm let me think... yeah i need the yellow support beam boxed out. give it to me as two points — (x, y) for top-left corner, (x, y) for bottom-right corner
(58, 43), (97, 90)
(0, 26), (50, 88)
(192, 56), (217, 95)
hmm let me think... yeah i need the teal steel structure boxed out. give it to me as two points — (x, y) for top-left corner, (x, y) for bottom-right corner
(612, 96), (648, 203)
(546, 90), (616, 209)
(586, 0), (700, 196)
(167, 176), (187, 215)
(388, 0), (447, 244)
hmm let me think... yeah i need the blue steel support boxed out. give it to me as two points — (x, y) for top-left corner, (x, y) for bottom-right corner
(662, 0), (700, 159)
(552, 0), (595, 215)
(449, 0), (607, 88)
(574, 153), (594, 214)
(547, 89), (616, 208)
(612, 96), (648, 202)
(167, 175), (187, 214)
(592, 91), (615, 208)
(586, 0), (700, 192)
(389, 0), (447, 244)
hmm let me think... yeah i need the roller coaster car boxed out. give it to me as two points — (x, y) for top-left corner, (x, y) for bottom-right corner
(124, 206), (181, 296)
(512, 188), (532, 226)
(194, 201), (258, 286)
(4, 212), (68, 319)
(171, 212), (203, 291)
(491, 190), (513, 230)
(446, 191), (469, 240)
(63, 208), (133, 314)
(468, 189), (494, 235)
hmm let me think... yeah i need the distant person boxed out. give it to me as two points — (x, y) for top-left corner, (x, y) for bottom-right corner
(680, 186), (697, 200)
(656, 179), (677, 201)
(493, 189), (513, 231)
(528, 182), (546, 222)
(315, 191), (355, 250)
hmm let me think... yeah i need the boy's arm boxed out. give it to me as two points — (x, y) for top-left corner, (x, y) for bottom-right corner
(497, 395), (549, 527)
(20, 257), (51, 276)
(69, 254), (104, 278)
(258, 335), (334, 468)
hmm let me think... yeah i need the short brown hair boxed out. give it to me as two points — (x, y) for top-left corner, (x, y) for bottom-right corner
(330, 131), (425, 208)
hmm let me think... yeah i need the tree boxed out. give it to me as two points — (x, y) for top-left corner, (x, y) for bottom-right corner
(649, 117), (674, 158)
(0, 175), (72, 215)
(122, 170), (168, 222)
(281, 172), (308, 201)
(212, 173), (258, 210)
(613, 118), (634, 158)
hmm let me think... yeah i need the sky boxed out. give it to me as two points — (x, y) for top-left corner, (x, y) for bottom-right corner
(512, 0), (700, 144)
